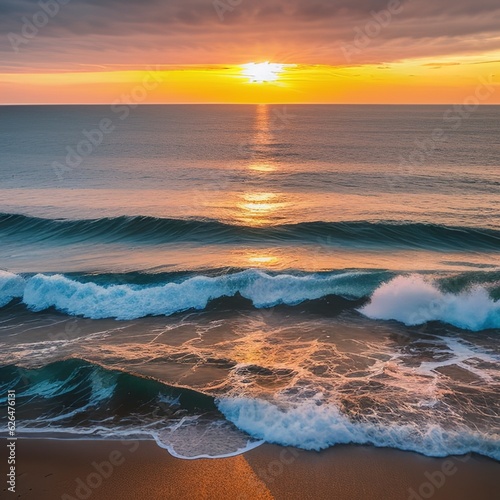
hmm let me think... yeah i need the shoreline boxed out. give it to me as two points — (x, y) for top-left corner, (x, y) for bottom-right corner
(4, 439), (499, 499)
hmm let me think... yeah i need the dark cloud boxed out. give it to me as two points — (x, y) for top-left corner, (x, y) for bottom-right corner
(1, 0), (500, 69)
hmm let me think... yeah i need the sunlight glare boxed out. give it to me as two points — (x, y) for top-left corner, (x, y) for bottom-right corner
(242, 62), (285, 83)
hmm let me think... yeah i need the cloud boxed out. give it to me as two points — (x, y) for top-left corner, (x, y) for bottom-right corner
(1, 0), (500, 69)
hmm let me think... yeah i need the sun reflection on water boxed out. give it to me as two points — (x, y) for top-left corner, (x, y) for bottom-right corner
(248, 162), (276, 172)
(247, 255), (279, 265)
(236, 191), (288, 226)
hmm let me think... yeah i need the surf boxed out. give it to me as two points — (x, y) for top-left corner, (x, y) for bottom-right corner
(1, 359), (498, 461)
(1, 269), (499, 331)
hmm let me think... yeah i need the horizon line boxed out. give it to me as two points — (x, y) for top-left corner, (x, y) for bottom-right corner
(2, 103), (499, 106)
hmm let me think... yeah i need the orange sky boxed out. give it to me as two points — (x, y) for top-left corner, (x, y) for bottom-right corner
(2, 59), (499, 104)
(1, 0), (499, 104)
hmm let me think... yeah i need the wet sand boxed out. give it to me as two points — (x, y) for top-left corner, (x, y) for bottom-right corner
(4, 439), (499, 499)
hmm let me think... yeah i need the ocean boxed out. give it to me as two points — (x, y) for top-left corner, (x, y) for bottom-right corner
(0, 104), (499, 460)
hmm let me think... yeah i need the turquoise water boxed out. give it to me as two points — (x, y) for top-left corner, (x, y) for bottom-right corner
(0, 105), (499, 459)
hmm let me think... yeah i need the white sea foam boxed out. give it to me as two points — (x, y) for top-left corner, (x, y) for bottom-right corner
(360, 275), (500, 331)
(0, 270), (25, 307)
(21, 270), (366, 320)
(14, 424), (263, 460)
(1, 270), (498, 330)
(217, 397), (500, 461)
(152, 417), (264, 460)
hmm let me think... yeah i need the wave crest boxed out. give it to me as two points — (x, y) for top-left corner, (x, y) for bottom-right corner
(360, 275), (500, 331)
(1, 270), (498, 330)
(1, 213), (499, 250)
(22, 270), (371, 320)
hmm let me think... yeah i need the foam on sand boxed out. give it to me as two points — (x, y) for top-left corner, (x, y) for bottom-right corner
(216, 397), (500, 461)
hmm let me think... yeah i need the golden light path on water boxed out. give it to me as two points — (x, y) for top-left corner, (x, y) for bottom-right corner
(238, 104), (285, 225)
(237, 104), (287, 266)
(1, 105), (498, 274)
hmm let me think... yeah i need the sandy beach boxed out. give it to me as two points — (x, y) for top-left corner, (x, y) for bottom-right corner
(5, 439), (499, 500)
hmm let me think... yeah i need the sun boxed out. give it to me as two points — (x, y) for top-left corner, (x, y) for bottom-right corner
(241, 62), (285, 83)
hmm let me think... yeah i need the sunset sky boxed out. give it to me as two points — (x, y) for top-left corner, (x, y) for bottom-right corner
(1, 0), (499, 104)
